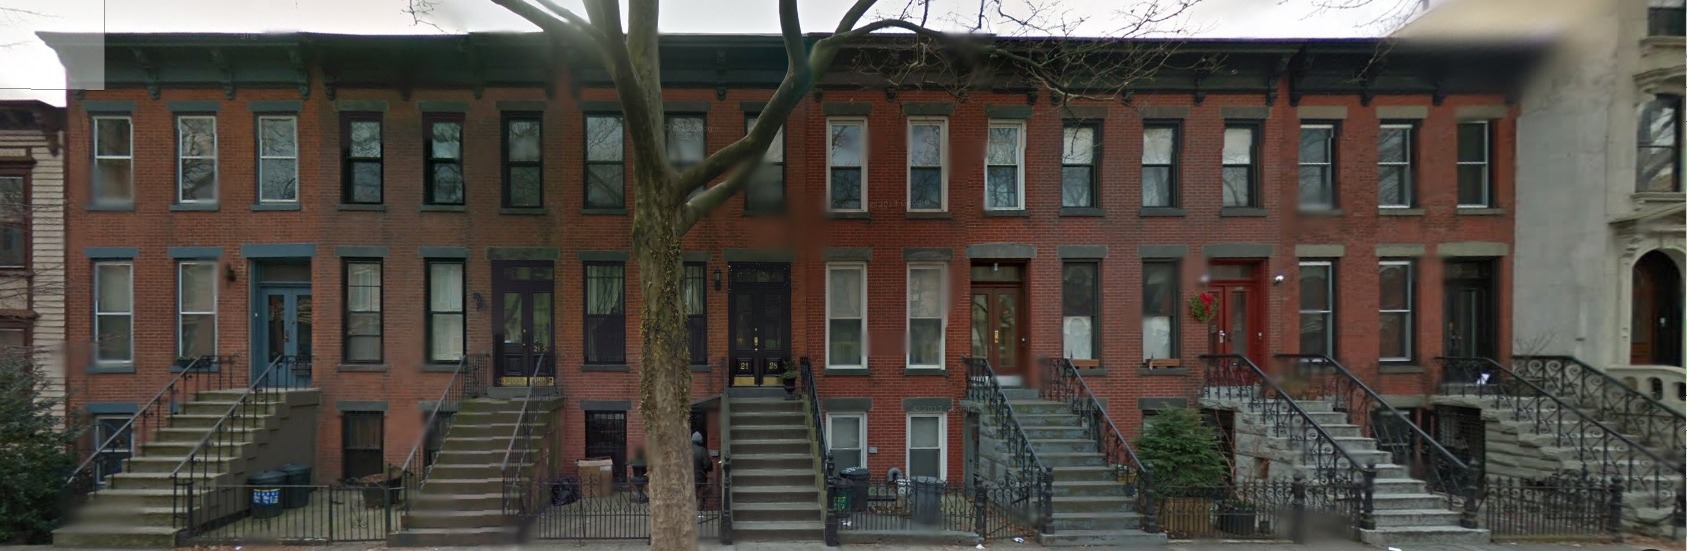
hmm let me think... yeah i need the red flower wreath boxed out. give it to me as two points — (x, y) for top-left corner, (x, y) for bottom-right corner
(1187, 292), (1218, 324)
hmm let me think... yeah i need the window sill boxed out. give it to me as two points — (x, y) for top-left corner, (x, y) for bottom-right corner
(338, 363), (389, 372)
(86, 203), (136, 212)
(420, 363), (460, 373)
(1139, 367), (1189, 376)
(252, 203), (302, 212)
(87, 362), (136, 374)
(338, 203), (386, 211)
(1220, 207), (1267, 217)
(689, 364), (710, 372)
(1456, 207), (1505, 216)
(1060, 207), (1105, 217)
(500, 207), (547, 216)
(170, 203), (220, 212)
(1140, 207), (1186, 217)
(904, 367), (947, 376)
(1297, 208), (1344, 217)
(823, 367), (870, 376)
(420, 204), (467, 213)
(581, 207), (628, 216)
(905, 211), (952, 220)
(1378, 208), (1424, 216)
(1378, 364), (1425, 374)
(982, 209), (1030, 217)
(583, 364), (630, 372)
(827, 211), (870, 220)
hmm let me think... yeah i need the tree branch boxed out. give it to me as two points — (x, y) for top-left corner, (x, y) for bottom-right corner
(488, 0), (608, 50)
(834, 0), (883, 33)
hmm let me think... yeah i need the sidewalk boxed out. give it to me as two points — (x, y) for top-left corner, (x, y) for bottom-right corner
(4, 541), (1668, 551)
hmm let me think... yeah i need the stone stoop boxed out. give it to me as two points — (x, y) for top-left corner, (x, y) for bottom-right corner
(727, 388), (824, 541)
(54, 389), (323, 548)
(1201, 386), (1489, 547)
(387, 396), (560, 547)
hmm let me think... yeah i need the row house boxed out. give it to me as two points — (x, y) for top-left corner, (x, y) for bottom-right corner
(0, 100), (67, 416)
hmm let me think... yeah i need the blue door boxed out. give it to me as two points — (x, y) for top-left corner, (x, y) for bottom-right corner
(259, 287), (313, 387)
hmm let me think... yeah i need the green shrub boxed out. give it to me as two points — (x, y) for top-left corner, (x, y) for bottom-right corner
(1135, 408), (1227, 497)
(0, 351), (78, 544)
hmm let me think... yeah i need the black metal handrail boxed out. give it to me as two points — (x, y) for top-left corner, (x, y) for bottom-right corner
(962, 357), (1053, 534)
(500, 352), (561, 521)
(718, 356), (734, 545)
(1198, 354), (1377, 529)
(171, 355), (313, 534)
(1039, 357), (1157, 533)
(1512, 355), (1685, 451)
(1275, 354), (1478, 527)
(1437, 356), (1684, 516)
(62, 356), (232, 493)
(797, 358), (833, 480)
(392, 353), (487, 509)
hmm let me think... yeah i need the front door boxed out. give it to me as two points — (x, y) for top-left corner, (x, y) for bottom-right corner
(259, 287), (312, 387)
(492, 260), (556, 386)
(1632, 251), (1684, 366)
(971, 286), (1025, 382)
(1209, 263), (1264, 365)
(728, 263), (791, 386)
(1444, 260), (1495, 359)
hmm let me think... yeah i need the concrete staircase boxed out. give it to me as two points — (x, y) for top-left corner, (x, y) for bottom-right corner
(992, 388), (1167, 548)
(388, 396), (560, 547)
(726, 387), (824, 541)
(1201, 386), (1489, 546)
(54, 389), (322, 548)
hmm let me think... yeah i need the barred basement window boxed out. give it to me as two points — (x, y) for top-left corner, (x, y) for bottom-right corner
(341, 412), (384, 480)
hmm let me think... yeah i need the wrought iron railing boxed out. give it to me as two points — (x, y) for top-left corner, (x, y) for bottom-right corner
(962, 357), (1053, 534)
(176, 483), (396, 544)
(1039, 357), (1157, 533)
(172, 355), (314, 536)
(797, 357), (834, 482)
(1478, 473), (1624, 542)
(834, 475), (1038, 541)
(500, 353), (562, 528)
(392, 353), (488, 511)
(1198, 354), (1377, 529)
(528, 476), (724, 541)
(1276, 354), (1479, 526)
(1154, 475), (1361, 541)
(1511, 355), (1685, 452)
(718, 355), (734, 545)
(1437, 356), (1684, 523)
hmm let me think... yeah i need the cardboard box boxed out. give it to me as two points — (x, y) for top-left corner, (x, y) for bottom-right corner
(577, 458), (615, 499)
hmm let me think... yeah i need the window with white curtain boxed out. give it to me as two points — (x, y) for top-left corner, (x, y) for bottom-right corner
(427, 260), (464, 363)
(1062, 262), (1098, 362)
(827, 263), (867, 368)
(828, 414), (866, 470)
(343, 260), (383, 363)
(1141, 261), (1178, 361)
(94, 262), (133, 364)
(985, 121), (1025, 210)
(684, 263), (707, 365)
(907, 414), (946, 480)
(178, 261), (217, 358)
(1379, 260), (1415, 362)
(907, 264), (946, 368)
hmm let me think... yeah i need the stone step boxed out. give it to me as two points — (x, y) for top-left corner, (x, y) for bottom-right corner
(1330, 436), (1378, 452)
(137, 440), (244, 458)
(998, 388), (1039, 401)
(153, 426), (262, 443)
(1371, 493), (1455, 511)
(73, 505), (177, 526)
(732, 484), (819, 503)
(1048, 465), (1122, 482)
(404, 508), (505, 530)
(733, 398), (807, 413)
(1028, 438), (1100, 454)
(1019, 425), (1092, 440)
(409, 491), (501, 511)
(1051, 480), (1129, 498)
(1035, 452), (1105, 467)
(427, 463), (508, 480)
(1048, 510), (1145, 532)
(52, 523), (180, 548)
(1051, 495), (1135, 514)
(120, 454), (233, 474)
(733, 438), (810, 455)
(732, 453), (814, 471)
(1371, 508), (1463, 527)
(440, 435), (537, 453)
(1006, 400), (1072, 415)
(732, 519), (823, 540)
(177, 401), (278, 417)
(166, 414), (243, 430)
(1358, 525), (1490, 546)
(100, 471), (224, 492)
(77, 488), (198, 509)
(730, 411), (807, 426)
(387, 526), (521, 547)
(732, 468), (818, 486)
(445, 423), (526, 439)
(731, 425), (808, 441)
(732, 501), (822, 523)
(1374, 478), (1429, 494)
(1038, 528), (1166, 547)
(423, 477), (507, 494)
(430, 448), (510, 464)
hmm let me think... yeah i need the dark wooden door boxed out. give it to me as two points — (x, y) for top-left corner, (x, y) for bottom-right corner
(492, 260), (556, 386)
(728, 263), (791, 386)
(1444, 261), (1495, 359)
(1633, 251), (1684, 366)
(970, 286), (1026, 379)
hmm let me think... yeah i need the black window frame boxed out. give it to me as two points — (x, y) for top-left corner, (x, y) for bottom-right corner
(1637, 94), (1683, 193)
(340, 112), (384, 205)
(423, 113), (466, 206)
(743, 114), (787, 214)
(341, 411), (385, 480)
(1298, 122), (1338, 211)
(1378, 121), (1417, 208)
(1650, 5), (1686, 36)
(1141, 120), (1181, 208)
(342, 258), (384, 364)
(1221, 121), (1261, 208)
(1061, 120), (1100, 209)
(584, 113), (627, 210)
(583, 261), (627, 365)
(1141, 260), (1181, 361)
(1456, 121), (1493, 207)
(425, 259), (466, 364)
(501, 112), (544, 208)
(684, 262), (707, 366)
(1061, 261), (1100, 364)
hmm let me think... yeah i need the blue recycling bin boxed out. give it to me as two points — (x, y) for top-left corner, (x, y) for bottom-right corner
(250, 470), (286, 519)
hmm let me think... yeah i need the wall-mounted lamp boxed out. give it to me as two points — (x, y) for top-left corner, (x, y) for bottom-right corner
(473, 292), (486, 311)
(223, 263), (238, 283)
(1272, 273), (1287, 286)
(1197, 273), (1211, 286)
(713, 268), (723, 291)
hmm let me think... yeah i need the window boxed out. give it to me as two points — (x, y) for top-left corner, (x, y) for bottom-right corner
(828, 414), (866, 470)
(176, 115), (217, 204)
(907, 118), (947, 211)
(1062, 123), (1098, 208)
(1650, 0), (1686, 36)
(1222, 124), (1258, 207)
(1298, 124), (1335, 210)
(503, 114), (543, 208)
(92, 415), (132, 484)
(1456, 122), (1491, 207)
(1298, 261), (1334, 356)
(1379, 261), (1415, 361)
(1142, 123), (1178, 207)
(427, 260), (464, 363)
(667, 114), (706, 172)
(1378, 123), (1414, 208)
(827, 263), (867, 368)
(425, 116), (465, 205)
(0, 175), (25, 267)
(92, 116), (133, 205)
(1142, 261), (1178, 361)
(584, 262), (626, 365)
(343, 260), (383, 363)
(178, 262), (217, 358)
(341, 412), (384, 480)
(1062, 262), (1098, 363)
(985, 121), (1025, 210)
(257, 115), (299, 203)
(684, 263), (707, 365)
(0, 327), (25, 350)
(342, 113), (383, 204)
(827, 119), (866, 212)
(94, 262), (133, 364)
(744, 116), (786, 213)
(1638, 95), (1682, 192)
(907, 414), (946, 480)
(907, 264), (945, 368)
(585, 114), (626, 209)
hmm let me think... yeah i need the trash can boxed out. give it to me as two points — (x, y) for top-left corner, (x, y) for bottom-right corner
(840, 467), (871, 513)
(250, 470), (286, 519)
(910, 476), (943, 525)
(278, 463), (312, 509)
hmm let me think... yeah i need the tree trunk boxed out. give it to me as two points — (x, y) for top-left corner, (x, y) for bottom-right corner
(632, 177), (698, 551)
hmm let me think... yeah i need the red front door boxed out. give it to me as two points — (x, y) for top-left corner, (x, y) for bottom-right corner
(1210, 263), (1265, 365)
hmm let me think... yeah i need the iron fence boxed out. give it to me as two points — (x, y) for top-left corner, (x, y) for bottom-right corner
(832, 477), (1037, 543)
(1479, 474), (1622, 542)
(962, 357), (1054, 533)
(1155, 477), (1362, 541)
(178, 484), (395, 545)
(531, 475), (723, 541)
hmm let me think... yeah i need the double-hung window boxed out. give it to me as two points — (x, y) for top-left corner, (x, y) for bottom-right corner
(0, 175), (25, 267)
(585, 114), (626, 209)
(343, 260), (383, 363)
(826, 263), (867, 369)
(94, 262), (133, 365)
(1379, 261), (1415, 362)
(985, 120), (1025, 210)
(827, 119), (866, 212)
(1062, 123), (1098, 208)
(1298, 124), (1336, 210)
(425, 115), (465, 206)
(1142, 261), (1178, 361)
(744, 116), (786, 213)
(584, 262), (626, 365)
(92, 116), (134, 205)
(427, 260), (465, 363)
(1638, 95), (1682, 192)
(907, 118), (947, 212)
(1222, 123), (1258, 207)
(1062, 262), (1098, 363)
(178, 261), (217, 358)
(176, 115), (218, 204)
(684, 263), (707, 365)
(828, 414), (866, 470)
(907, 264), (945, 368)
(258, 115), (299, 203)
(1142, 122), (1179, 207)
(1378, 123), (1414, 208)
(1298, 261), (1334, 356)
(907, 414), (947, 480)
(503, 114), (543, 208)
(667, 114), (706, 172)
(341, 113), (384, 204)
(1456, 121), (1492, 207)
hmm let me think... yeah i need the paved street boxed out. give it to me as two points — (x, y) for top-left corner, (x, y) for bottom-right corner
(2, 539), (1662, 551)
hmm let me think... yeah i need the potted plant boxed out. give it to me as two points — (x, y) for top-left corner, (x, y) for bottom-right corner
(1217, 498), (1260, 536)
(628, 448), (649, 502)
(1136, 407), (1229, 538)
(780, 367), (800, 400)
(173, 356), (200, 370)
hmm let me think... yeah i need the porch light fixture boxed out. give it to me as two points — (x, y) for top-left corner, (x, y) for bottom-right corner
(1273, 273), (1287, 286)
(1197, 273), (1211, 286)
(713, 268), (723, 291)
(223, 263), (237, 283)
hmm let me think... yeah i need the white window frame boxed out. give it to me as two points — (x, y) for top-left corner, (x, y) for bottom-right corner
(827, 413), (868, 470)
(92, 115), (133, 204)
(1297, 260), (1334, 356)
(1378, 123), (1414, 208)
(906, 263), (947, 369)
(1379, 260), (1415, 362)
(176, 115), (219, 204)
(826, 118), (868, 213)
(1456, 121), (1491, 207)
(906, 117), (949, 212)
(177, 261), (218, 358)
(257, 115), (299, 203)
(906, 413), (948, 481)
(1298, 123), (1335, 210)
(826, 262), (868, 369)
(94, 261), (134, 365)
(984, 120), (1026, 211)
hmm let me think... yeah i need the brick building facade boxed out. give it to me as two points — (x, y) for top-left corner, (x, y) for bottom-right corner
(42, 32), (1537, 484)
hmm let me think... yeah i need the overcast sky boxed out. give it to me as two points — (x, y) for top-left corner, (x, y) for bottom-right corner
(0, 0), (1423, 105)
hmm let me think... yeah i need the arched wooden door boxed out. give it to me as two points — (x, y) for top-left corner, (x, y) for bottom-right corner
(1632, 251), (1684, 367)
